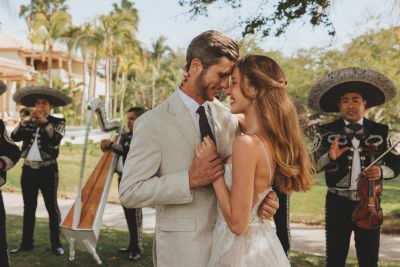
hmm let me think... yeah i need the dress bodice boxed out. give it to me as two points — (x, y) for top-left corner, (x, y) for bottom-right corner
(208, 136), (291, 267)
(217, 164), (272, 225)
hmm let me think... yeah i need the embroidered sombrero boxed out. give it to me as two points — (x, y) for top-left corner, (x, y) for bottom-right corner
(0, 81), (6, 96)
(13, 85), (72, 107)
(308, 67), (397, 112)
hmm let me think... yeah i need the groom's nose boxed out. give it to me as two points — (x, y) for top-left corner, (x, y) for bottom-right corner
(220, 76), (229, 89)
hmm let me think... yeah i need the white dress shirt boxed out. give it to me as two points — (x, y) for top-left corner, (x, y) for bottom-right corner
(344, 118), (364, 190)
(178, 88), (215, 138)
(26, 127), (43, 161)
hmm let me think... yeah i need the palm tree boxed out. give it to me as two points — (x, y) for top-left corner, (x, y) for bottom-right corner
(73, 22), (106, 123)
(96, 11), (137, 117)
(95, 0), (139, 117)
(76, 23), (102, 99)
(115, 43), (143, 118)
(60, 25), (92, 124)
(19, 0), (68, 24)
(60, 26), (82, 87)
(20, 0), (70, 87)
(32, 10), (72, 87)
(150, 36), (171, 108)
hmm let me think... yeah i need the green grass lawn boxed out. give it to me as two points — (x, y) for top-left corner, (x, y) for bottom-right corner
(6, 215), (153, 267)
(5, 143), (400, 233)
(5, 215), (400, 267)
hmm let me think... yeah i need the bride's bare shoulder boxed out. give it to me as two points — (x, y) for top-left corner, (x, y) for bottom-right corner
(233, 134), (260, 153)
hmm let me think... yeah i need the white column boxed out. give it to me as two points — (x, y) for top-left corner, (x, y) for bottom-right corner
(7, 81), (17, 119)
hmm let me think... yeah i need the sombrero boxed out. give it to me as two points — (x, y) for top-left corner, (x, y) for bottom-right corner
(0, 81), (6, 96)
(308, 67), (397, 112)
(13, 85), (72, 107)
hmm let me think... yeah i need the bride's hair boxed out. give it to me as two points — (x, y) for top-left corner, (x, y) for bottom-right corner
(236, 55), (314, 193)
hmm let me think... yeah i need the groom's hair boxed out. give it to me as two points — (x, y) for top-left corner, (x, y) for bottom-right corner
(185, 30), (239, 71)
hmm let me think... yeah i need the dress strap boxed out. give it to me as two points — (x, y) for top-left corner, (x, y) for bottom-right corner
(252, 134), (272, 186)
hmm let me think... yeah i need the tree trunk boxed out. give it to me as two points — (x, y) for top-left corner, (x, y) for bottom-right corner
(88, 51), (97, 99)
(109, 55), (113, 117)
(151, 65), (157, 108)
(113, 60), (121, 117)
(119, 72), (127, 119)
(68, 54), (73, 89)
(139, 84), (147, 109)
(80, 53), (89, 125)
(48, 43), (53, 87)
(105, 56), (111, 117)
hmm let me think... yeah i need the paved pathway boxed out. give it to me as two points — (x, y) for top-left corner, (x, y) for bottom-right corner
(3, 192), (400, 262)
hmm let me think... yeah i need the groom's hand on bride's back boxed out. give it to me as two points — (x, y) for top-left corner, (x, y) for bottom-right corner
(188, 151), (224, 189)
(257, 191), (279, 220)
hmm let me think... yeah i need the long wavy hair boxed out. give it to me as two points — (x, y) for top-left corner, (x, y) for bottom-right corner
(237, 55), (314, 193)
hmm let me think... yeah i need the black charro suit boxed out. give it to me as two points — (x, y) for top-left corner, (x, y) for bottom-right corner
(314, 117), (400, 267)
(11, 115), (65, 251)
(0, 119), (21, 266)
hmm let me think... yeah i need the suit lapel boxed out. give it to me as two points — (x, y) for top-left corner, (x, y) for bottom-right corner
(168, 90), (200, 151)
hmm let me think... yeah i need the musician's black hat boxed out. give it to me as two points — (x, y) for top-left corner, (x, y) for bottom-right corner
(308, 67), (397, 112)
(13, 85), (72, 107)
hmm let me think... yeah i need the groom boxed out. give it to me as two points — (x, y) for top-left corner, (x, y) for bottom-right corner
(119, 30), (279, 266)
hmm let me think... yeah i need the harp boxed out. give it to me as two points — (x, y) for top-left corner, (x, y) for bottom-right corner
(60, 98), (122, 264)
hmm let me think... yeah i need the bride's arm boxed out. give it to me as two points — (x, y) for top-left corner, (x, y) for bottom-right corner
(213, 135), (257, 235)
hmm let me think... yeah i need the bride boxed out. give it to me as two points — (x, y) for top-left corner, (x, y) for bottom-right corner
(197, 55), (314, 267)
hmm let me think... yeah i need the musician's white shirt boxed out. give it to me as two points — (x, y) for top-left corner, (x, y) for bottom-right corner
(26, 128), (43, 161)
(343, 118), (364, 191)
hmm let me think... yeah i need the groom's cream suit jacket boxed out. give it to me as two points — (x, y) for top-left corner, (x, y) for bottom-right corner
(120, 90), (238, 267)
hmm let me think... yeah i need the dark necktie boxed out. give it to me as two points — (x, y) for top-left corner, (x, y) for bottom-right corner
(196, 106), (215, 143)
(344, 123), (364, 140)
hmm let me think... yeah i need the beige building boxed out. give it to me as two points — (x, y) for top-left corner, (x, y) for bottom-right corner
(0, 32), (105, 124)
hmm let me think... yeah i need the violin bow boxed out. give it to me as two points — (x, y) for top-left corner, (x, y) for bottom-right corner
(362, 139), (400, 173)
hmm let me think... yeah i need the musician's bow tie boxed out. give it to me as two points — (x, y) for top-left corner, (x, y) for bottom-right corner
(344, 123), (364, 140)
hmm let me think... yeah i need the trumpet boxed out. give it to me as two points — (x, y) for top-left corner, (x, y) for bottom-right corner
(19, 107), (41, 122)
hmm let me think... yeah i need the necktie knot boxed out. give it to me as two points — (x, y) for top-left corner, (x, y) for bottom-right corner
(196, 106), (206, 115)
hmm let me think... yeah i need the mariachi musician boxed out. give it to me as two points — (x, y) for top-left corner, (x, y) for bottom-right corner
(10, 86), (72, 256)
(308, 67), (400, 267)
(100, 107), (145, 261)
(0, 81), (21, 267)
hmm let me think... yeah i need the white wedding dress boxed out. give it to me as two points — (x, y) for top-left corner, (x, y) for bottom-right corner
(208, 139), (291, 267)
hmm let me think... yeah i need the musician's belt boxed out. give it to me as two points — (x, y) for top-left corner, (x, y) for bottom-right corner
(328, 188), (360, 201)
(24, 159), (56, 169)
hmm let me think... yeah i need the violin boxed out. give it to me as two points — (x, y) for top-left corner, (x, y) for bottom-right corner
(352, 144), (383, 229)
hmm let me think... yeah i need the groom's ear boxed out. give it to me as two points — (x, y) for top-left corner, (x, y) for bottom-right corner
(189, 58), (204, 75)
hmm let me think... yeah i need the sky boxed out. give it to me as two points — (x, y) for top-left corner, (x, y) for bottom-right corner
(0, 0), (399, 56)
